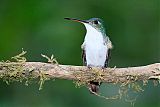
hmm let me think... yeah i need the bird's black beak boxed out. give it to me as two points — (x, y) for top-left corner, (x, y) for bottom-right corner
(64, 17), (89, 23)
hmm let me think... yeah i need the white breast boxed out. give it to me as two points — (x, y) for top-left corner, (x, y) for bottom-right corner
(83, 23), (108, 67)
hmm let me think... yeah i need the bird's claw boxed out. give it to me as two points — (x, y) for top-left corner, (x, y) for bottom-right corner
(87, 65), (93, 69)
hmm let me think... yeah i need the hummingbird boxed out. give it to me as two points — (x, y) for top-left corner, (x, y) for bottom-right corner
(64, 17), (113, 93)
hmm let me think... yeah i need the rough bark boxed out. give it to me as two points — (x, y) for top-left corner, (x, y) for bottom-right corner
(0, 62), (160, 83)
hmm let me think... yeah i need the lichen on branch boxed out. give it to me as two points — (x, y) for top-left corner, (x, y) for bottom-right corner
(0, 51), (160, 102)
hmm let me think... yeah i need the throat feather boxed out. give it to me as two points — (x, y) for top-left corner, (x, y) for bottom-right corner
(83, 23), (107, 67)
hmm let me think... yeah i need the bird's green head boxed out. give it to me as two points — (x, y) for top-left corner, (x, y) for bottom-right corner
(64, 17), (106, 34)
(86, 18), (105, 32)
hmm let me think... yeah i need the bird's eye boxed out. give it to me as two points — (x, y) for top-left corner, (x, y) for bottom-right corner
(93, 20), (99, 24)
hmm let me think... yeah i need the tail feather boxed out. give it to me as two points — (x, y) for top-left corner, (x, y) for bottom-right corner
(89, 81), (101, 93)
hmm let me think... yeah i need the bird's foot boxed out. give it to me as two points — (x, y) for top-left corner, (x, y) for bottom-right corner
(101, 67), (106, 72)
(87, 65), (93, 69)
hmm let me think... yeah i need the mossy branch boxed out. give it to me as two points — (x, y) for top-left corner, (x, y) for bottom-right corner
(0, 51), (158, 102)
(0, 62), (160, 84)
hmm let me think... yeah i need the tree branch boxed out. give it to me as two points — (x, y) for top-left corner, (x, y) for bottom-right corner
(0, 62), (160, 84)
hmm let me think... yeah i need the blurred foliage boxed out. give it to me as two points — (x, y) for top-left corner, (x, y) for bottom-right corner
(0, 0), (159, 107)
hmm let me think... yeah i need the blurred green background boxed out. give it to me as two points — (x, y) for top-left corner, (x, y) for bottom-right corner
(0, 0), (160, 107)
